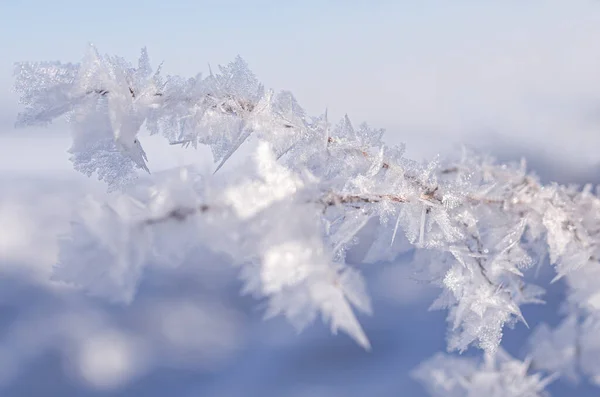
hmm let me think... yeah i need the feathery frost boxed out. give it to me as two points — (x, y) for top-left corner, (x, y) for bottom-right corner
(14, 46), (600, 395)
(412, 349), (556, 397)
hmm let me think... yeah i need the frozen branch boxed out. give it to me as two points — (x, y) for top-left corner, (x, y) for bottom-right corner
(13, 46), (600, 394)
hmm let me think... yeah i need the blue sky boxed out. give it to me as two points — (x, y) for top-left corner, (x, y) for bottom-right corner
(3, 0), (600, 169)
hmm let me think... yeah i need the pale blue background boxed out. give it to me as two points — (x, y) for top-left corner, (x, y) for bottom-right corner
(3, 0), (600, 165)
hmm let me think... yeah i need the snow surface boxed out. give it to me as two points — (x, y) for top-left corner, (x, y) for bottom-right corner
(0, 123), (599, 396)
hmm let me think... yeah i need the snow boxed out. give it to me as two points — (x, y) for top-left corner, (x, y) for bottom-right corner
(0, 135), (598, 396)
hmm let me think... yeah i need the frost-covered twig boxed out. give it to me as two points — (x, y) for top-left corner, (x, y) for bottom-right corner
(13, 47), (600, 391)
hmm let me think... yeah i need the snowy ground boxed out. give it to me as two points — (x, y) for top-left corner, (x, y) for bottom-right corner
(0, 126), (599, 396)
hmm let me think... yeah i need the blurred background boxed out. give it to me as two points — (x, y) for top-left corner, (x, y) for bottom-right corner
(1, 1), (600, 395)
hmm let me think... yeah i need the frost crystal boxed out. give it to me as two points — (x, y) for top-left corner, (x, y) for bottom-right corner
(14, 47), (600, 391)
(412, 349), (555, 397)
